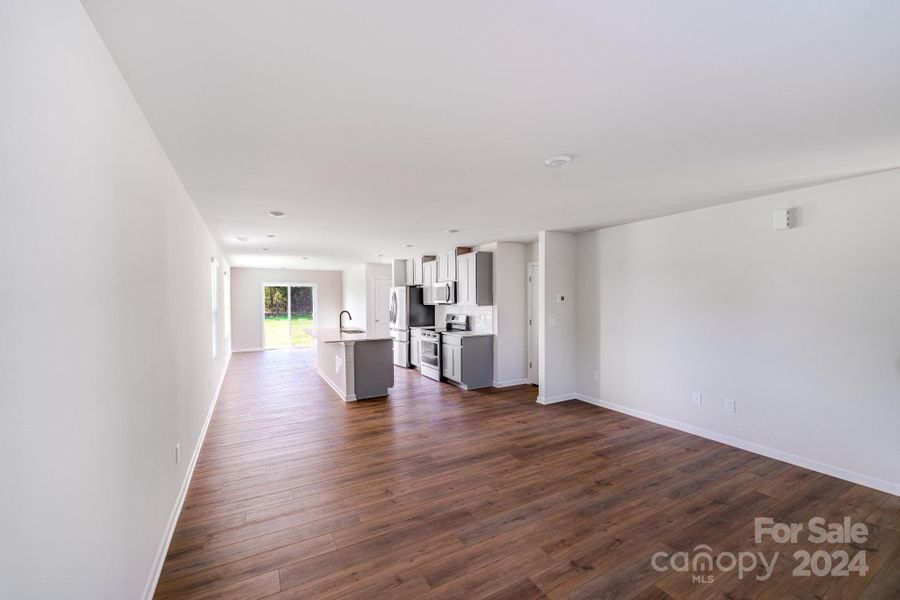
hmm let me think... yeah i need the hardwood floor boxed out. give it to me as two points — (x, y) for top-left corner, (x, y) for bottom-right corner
(155, 349), (899, 599)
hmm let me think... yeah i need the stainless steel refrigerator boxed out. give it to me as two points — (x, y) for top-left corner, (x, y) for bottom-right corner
(389, 286), (434, 367)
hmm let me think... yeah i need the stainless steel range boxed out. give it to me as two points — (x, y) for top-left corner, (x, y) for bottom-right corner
(419, 329), (442, 381)
(419, 314), (470, 381)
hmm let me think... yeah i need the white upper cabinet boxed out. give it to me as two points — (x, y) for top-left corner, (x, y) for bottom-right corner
(392, 259), (410, 286)
(437, 250), (457, 282)
(455, 251), (493, 306)
(422, 259), (437, 304)
(412, 257), (424, 286)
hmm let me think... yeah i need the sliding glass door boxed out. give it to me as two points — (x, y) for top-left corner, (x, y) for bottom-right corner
(289, 286), (314, 347)
(263, 284), (315, 348)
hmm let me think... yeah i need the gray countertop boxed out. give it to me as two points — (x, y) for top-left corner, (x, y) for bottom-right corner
(310, 328), (393, 344)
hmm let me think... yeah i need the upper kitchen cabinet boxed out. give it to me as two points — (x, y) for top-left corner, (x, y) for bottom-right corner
(411, 255), (435, 286)
(392, 259), (411, 286)
(422, 259), (438, 304)
(412, 257), (423, 285)
(456, 251), (493, 306)
(436, 247), (471, 282)
(436, 250), (456, 282)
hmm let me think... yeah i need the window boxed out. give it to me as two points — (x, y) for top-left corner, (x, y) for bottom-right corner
(211, 257), (219, 357)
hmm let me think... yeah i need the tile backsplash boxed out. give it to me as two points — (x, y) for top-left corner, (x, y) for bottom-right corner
(435, 304), (495, 333)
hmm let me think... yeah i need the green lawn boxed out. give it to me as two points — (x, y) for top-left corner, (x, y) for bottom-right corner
(264, 315), (315, 348)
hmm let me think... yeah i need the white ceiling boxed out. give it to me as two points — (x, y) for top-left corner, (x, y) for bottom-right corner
(82, 0), (900, 270)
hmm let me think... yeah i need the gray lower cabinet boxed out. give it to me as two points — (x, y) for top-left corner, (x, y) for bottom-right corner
(441, 341), (462, 382)
(441, 334), (493, 389)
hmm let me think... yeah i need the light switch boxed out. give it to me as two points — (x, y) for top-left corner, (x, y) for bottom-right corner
(773, 208), (792, 230)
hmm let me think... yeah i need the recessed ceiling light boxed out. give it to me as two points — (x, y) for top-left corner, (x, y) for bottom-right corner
(301, 256), (308, 260)
(544, 154), (572, 168)
(404, 244), (413, 248)
(268, 210), (286, 218)
(236, 236), (251, 242)
(445, 229), (459, 234)
(266, 234), (276, 238)
(377, 254), (384, 258)
(262, 248), (270, 251)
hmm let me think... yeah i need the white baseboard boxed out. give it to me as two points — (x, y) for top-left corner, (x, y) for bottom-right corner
(316, 367), (356, 401)
(574, 393), (899, 497)
(232, 347), (263, 353)
(494, 378), (529, 388)
(536, 393), (576, 405)
(142, 351), (232, 600)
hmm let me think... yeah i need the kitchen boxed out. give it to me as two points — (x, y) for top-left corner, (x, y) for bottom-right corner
(315, 241), (534, 402)
(391, 248), (496, 391)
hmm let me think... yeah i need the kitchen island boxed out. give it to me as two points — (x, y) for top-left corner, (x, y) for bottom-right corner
(311, 328), (394, 401)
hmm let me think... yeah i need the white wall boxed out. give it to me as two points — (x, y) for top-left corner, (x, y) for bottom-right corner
(576, 170), (900, 493)
(492, 242), (528, 386)
(342, 264), (367, 328)
(231, 267), (343, 350)
(432, 243), (528, 385)
(538, 231), (577, 402)
(0, 1), (231, 598)
(341, 263), (391, 331)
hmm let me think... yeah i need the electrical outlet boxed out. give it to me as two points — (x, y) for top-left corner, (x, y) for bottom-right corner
(175, 443), (181, 465)
(725, 398), (736, 413)
(592, 370), (600, 382)
(692, 392), (703, 407)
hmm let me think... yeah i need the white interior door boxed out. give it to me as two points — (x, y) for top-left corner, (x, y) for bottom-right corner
(527, 262), (539, 385)
(373, 277), (392, 337)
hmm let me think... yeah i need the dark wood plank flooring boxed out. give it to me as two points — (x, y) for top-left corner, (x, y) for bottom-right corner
(154, 349), (899, 599)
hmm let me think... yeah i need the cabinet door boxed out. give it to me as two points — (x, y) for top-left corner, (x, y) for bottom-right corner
(467, 253), (477, 306)
(412, 257), (423, 285)
(437, 251), (450, 282)
(410, 339), (420, 367)
(422, 261), (435, 304)
(441, 344), (452, 378)
(456, 254), (469, 305)
(392, 259), (407, 286)
(446, 250), (457, 281)
(450, 346), (462, 381)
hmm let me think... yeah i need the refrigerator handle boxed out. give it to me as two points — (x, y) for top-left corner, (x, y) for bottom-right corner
(389, 292), (396, 324)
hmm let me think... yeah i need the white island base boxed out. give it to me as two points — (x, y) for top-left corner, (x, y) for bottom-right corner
(312, 329), (394, 402)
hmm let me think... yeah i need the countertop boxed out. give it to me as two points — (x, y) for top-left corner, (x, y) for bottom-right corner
(310, 328), (393, 344)
(438, 330), (494, 338)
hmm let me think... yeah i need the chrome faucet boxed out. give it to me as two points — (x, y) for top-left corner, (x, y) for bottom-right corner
(339, 310), (352, 330)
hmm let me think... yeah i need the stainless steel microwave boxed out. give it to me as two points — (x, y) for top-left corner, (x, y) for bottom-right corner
(433, 281), (455, 304)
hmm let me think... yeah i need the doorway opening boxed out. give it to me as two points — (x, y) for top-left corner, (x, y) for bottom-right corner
(263, 284), (316, 349)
